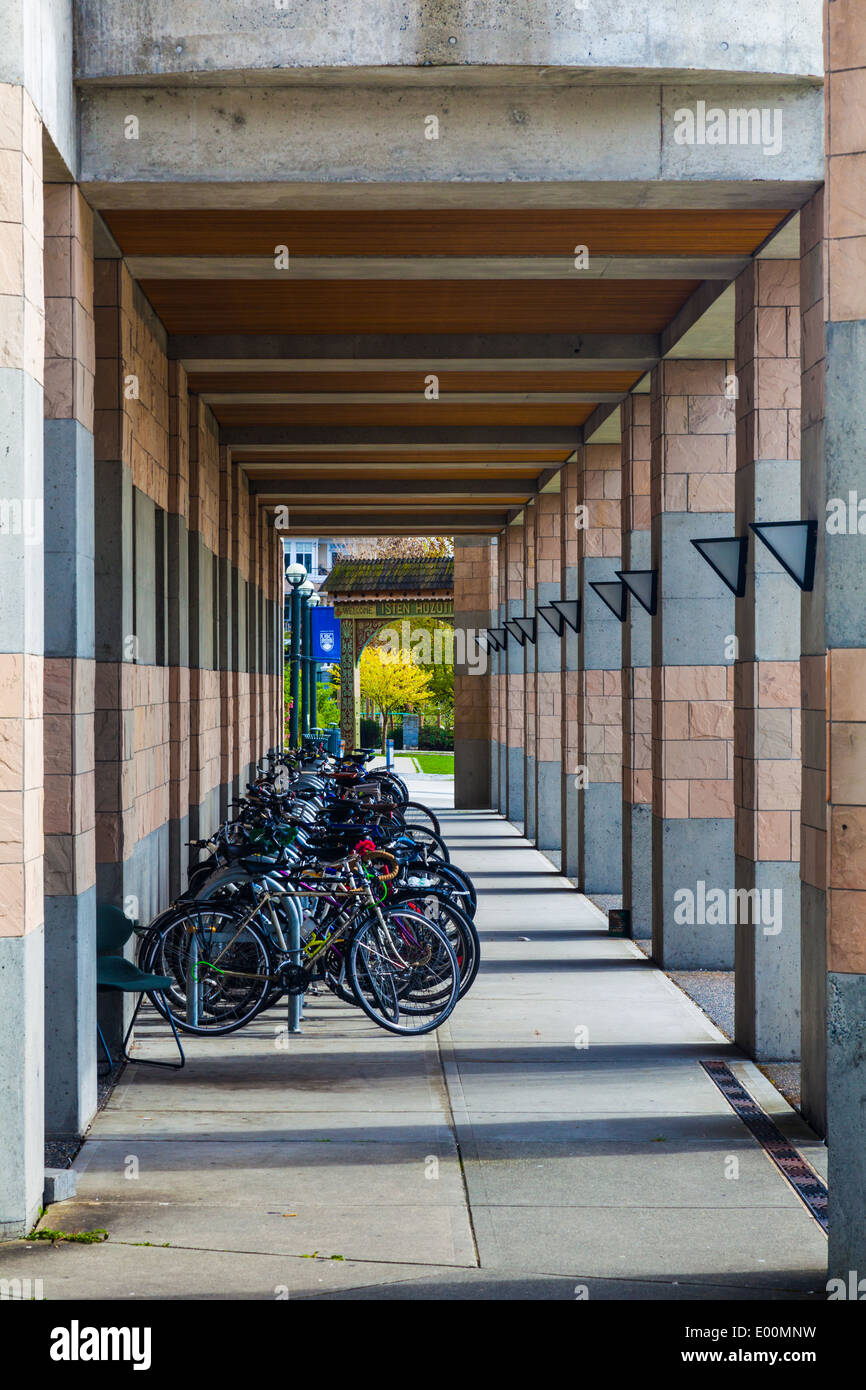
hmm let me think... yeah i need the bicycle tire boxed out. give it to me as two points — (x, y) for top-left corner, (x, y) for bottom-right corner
(387, 889), (480, 999)
(398, 801), (442, 836)
(142, 909), (276, 1036)
(348, 908), (460, 1035)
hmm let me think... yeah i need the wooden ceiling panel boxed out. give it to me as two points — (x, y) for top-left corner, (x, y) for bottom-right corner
(106, 209), (787, 258)
(142, 279), (698, 335)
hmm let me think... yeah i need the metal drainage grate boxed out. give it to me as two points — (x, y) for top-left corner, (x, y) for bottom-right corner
(701, 1060), (828, 1233)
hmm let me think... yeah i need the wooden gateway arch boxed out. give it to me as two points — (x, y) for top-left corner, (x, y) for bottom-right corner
(320, 557), (454, 750)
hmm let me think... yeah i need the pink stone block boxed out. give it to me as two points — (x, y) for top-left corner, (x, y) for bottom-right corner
(689, 778), (734, 818)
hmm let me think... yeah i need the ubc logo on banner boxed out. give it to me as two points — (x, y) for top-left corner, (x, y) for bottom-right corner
(311, 607), (341, 661)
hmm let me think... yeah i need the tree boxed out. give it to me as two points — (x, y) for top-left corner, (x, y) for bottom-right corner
(405, 617), (453, 729)
(316, 679), (340, 728)
(359, 645), (432, 751)
(334, 535), (454, 559)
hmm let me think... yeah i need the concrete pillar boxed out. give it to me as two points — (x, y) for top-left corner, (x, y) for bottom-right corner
(733, 259), (802, 1061)
(489, 536), (500, 811)
(187, 394), (220, 845)
(650, 361), (736, 968)
(522, 499), (537, 841)
(799, 194), (828, 1142)
(579, 443), (623, 893)
(504, 517), (525, 825)
(496, 529), (508, 814)
(560, 457), (580, 878)
(217, 443), (234, 820)
(166, 361), (190, 900)
(42, 183), (97, 1137)
(453, 534), (496, 809)
(0, 78), (45, 1236)
(534, 489), (563, 856)
(802, 0), (866, 1274)
(621, 395), (653, 933)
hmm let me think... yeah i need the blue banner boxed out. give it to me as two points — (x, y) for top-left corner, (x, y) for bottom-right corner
(311, 606), (341, 662)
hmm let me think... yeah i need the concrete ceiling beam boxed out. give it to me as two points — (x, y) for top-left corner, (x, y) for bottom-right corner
(171, 333), (660, 369)
(126, 254), (751, 282)
(248, 478), (533, 499)
(79, 82), (822, 200)
(222, 425), (581, 447)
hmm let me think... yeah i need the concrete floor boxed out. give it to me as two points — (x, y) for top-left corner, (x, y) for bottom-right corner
(0, 793), (829, 1300)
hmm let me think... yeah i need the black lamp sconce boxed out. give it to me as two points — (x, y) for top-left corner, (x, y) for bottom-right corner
(690, 536), (748, 597)
(616, 569), (658, 616)
(550, 599), (581, 633)
(485, 628), (507, 651)
(589, 579), (628, 622)
(539, 601), (582, 634)
(504, 619), (528, 646)
(514, 616), (537, 645)
(749, 521), (817, 592)
(537, 604), (565, 636)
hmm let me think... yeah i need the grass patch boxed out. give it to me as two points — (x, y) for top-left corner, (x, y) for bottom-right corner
(26, 1228), (108, 1245)
(411, 752), (454, 774)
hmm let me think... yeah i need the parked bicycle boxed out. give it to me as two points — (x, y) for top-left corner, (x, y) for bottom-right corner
(134, 745), (479, 1040)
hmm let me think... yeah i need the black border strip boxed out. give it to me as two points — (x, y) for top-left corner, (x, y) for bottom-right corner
(701, 1060), (828, 1233)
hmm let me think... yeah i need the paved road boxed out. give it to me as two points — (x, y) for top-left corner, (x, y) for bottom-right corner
(0, 804), (828, 1299)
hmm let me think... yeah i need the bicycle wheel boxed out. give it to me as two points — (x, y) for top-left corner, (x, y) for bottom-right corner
(348, 908), (460, 1035)
(387, 890), (480, 999)
(433, 863), (477, 918)
(399, 801), (441, 836)
(143, 909), (275, 1035)
(367, 772), (409, 807)
(402, 825), (450, 863)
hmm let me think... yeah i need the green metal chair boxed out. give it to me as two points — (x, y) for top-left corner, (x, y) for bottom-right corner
(96, 905), (185, 1072)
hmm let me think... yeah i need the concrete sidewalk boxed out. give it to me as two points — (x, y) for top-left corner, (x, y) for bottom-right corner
(0, 810), (827, 1300)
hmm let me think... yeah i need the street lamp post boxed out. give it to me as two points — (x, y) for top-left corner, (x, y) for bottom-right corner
(285, 561), (307, 749)
(305, 591), (320, 741)
(297, 578), (315, 742)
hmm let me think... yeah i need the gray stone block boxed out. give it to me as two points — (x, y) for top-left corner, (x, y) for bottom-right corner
(581, 781), (623, 894)
(827, 971), (866, 1277)
(43, 1168), (77, 1206)
(652, 815), (735, 969)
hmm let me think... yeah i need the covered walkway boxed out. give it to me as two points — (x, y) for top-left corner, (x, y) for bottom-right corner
(4, 0), (865, 1295)
(2, 807), (826, 1300)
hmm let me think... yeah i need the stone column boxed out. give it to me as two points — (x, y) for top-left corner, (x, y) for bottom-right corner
(806, 0), (866, 1275)
(488, 536), (501, 812)
(522, 500), (537, 841)
(799, 191), (827, 1139)
(504, 517), (525, 825)
(560, 457), (580, 878)
(187, 395), (220, 844)
(534, 489), (563, 856)
(733, 259), (802, 1060)
(621, 395), (653, 933)
(453, 534), (496, 809)
(496, 528), (508, 813)
(217, 444), (235, 820)
(0, 80), (44, 1235)
(166, 361), (190, 899)
(42, 183), (97, 1137)
(650, 360), (736, 968)
(579, 443), (623, 893)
